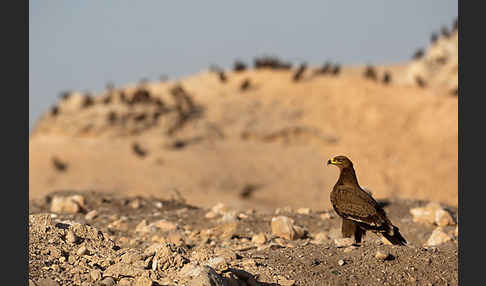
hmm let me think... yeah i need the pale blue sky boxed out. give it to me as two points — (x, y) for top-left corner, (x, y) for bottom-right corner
(29, 1), (457, 130)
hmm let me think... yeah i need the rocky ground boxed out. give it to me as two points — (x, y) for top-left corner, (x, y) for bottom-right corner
(29, 191), (458, 286)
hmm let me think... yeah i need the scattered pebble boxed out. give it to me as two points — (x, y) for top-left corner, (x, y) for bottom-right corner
(107, 219), (130, 232)
(312, 232), (329, 244)
(167, 231), (186, 246)
(410, 202), (455, 226)
(425, 227), (452, 246)
(211, 202), (229, 215)
(97, 277), (116, 286)
(129, 198), (142, 209)
(77, 246), (88, 256)
(275, 206), (293, 215)
(375, 250), (391, 261)
(320, 213), (333, 220)
(89, 269), (102, 282)
(327, 228), (342, 239)
(220, 211), (239, 223)
(296, 208), (311, 215)
(50, 195), (85, 214)
(251, 233), (267, 245)
(343, 246), (358, 253)
(65, 230), (79, 244)
(135, 220), (150, 233)
(338, 259), (346, 266)
(85, 210), (98, 221)
(134, 276), (153, 286)
(334, 238), (354, 248)
(36, 278), (59, 286)
(179, 263), (225, 286)
(151, 219), (177, 231)
(205, 211), (218, 219)
(271, 216), (305, 240)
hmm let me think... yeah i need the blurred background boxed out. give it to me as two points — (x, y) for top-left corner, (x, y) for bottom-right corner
(29, 1), (458, 212)
(30, 1), (457, 130)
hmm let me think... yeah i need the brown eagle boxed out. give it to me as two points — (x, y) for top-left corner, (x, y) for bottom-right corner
(327, 155), (407, 245)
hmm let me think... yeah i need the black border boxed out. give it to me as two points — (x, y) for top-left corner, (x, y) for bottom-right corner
(458, 0), (479, 284)
(8, 0), (29, 283)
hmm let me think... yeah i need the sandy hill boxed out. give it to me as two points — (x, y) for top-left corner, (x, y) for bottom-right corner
(29, 29), (457, 211)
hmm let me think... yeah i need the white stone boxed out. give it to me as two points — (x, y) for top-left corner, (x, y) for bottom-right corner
(425, 227), (452, 246)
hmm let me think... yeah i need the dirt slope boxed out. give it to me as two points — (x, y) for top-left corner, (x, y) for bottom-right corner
(30, 30), (458, 211)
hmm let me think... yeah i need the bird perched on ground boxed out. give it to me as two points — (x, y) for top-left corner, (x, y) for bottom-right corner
(327, 155), (407, 245)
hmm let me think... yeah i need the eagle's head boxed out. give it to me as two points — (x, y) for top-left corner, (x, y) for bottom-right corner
(327, 155), (353, 169)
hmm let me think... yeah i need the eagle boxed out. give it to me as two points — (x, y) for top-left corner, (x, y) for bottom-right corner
(327, 155), (407, 245)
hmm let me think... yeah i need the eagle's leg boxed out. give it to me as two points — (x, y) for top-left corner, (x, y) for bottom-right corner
(341, 218), (355, 238)
(354, 225), (365, 244)
(342, 218), (365, 244)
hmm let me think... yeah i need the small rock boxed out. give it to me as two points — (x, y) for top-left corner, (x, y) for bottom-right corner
(275, 206), (293, 215)
(96, 277), (116, 286)
(205, 211), (218, 219)
(36, 278), (59, 286)
(220, 210), (238, 223)
(277, 276), (295, 286)
(425, 227), (452, 246)
(117, 278), (134, 286)
(50, 195), (85, 214)
(343, 246), (358, 253)
(237, 213), (249, 219)
(135, 219), (151, 233)
(334, 238), (354, 248)
(251, 233), (267, 245)
(328, 228), (342, 239)
(296, 208), (311, 215)
(151, 219), (178, 231)
(410, 202), (455, 226)
(129, 198), (142, 209)
(121, 249), (144, 264)
(167, 231), (186, 246)
(180, 263), (225, 286)
(211, 202), (229, 215)
(85, 210), (98, 220)
(338, 259), (346, 266)
(435, 209), (455, 226)
(375, 250), (390, 261)
(134, 277), (153, 286)
(107, 219), (130, 232)
(77, 245), (88, 256)
(211, 222), (239, 239)
(103, 262), (145, 280)
(271, 216), (305, 240)
(65, 230), (79, 244)
(206, 256), (227, 271)
(89, 269), (102, 282)
(313, 232), (329, 243)
(320, 213), (333, 220)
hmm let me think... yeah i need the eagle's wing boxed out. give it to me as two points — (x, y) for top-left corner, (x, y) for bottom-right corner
(331, 185), (388, 228)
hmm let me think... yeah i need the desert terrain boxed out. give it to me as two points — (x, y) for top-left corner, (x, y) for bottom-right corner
(29, 22), (458, 285)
